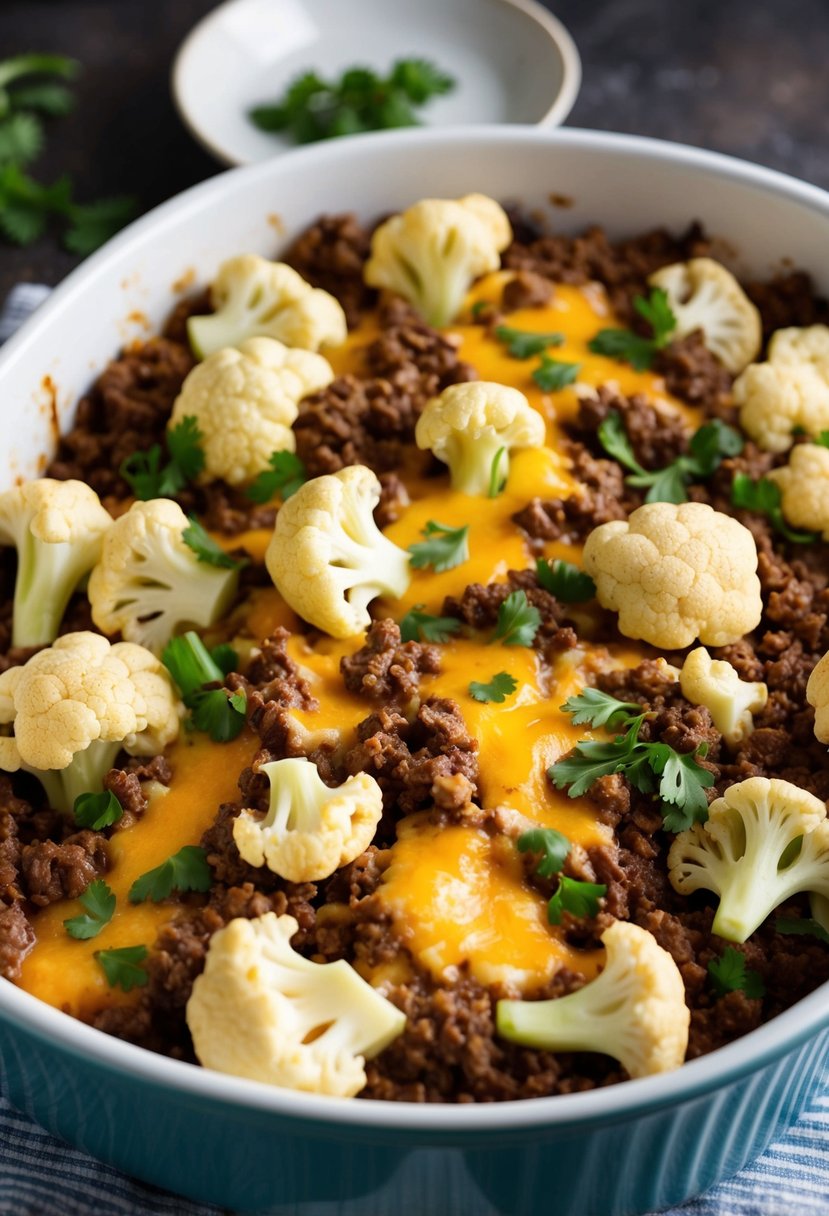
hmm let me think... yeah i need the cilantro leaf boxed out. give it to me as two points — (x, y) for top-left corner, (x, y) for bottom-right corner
(816, 432), (829, 450)
(9, 82), (75, 116)
(121, 416), (204, 499)
(190, 688), (247, 741)
(63, 879), (116, 940)
(209, 643), (239, 678)
(708, 947), (765, 999)
(488, 447), (507, 498)
(182, 515), (246, 569)
(559, 688), (643, 729)
(162, 632), (247, 742)
(408, 521), (469, 572)
(73, 790), (123, 831)
(399, 604), (461, 644)
(94, 944), (149, 992)
(596, 411), (646, 475)
(129, 845), (212, 904)
(166, 415), (206, 483)
(650, 746), (714, 830)
(550, 733), (642, 798)
(246, 451), (307, 504)
(589, 288), (677, 370)
(0, 54), (79, 91)
(517, 827), (571, 878)
(532, 355), (582, 392)
(535, 558), (596, 603)
(732, 473), (818, 544)
(775, 916), (829, 945)
(469, 671), (519, 704)
(633, 287), (676, 346)
(389, 58), (455, 103)
(63, 195), (137, 255)
(599, 414), (743, 504)
(491, 590), (541, 647)
(547, 875), (607, 924)
(626, 461), (689, 505)
(493, 325), (565, 359)
(0, 113), (43, 165)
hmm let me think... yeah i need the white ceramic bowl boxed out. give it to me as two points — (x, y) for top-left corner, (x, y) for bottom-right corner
(2, 128), (829, 1216)
(171, 0), (581, 165)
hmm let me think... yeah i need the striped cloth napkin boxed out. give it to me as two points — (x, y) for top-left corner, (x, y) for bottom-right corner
(1, 283), (827, 1215)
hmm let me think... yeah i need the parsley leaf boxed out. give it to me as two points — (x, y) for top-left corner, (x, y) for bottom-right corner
(708, 947), (765, 999)
(73, 790), (123, 831)
(9, 82), (74, 116)
(165, 415), (206, 483)
(399, 604), (461, 643)
(121, 416), (204, 499)
(731, 473), (819, 544)
(597, 411), (646, 475)
(488, 447), (507, 498)
(535, 557), (596, 602)
(493, 325), (565, 359)
(547, 876), (607, 925)
(559, 688), (643, 729)
(588, 288), (677, 370)
(249, 58), (455, 145)
(517, 827), (571, 878)
(469, 671), (519, 704)
(190, 688), (248, 741)
(408, 521), (469, 572)
(0, 113), (43, 166)
(491, 590), (541, 647)
(63, 195), (137, 256)
(94, 945), (149, 992)
(162, 632), (247, 743)
(650, 746), (715, 831)
(775, 916), (829, 945)
(532, 355), (582, 392)
(182, 515), (246, 569)
(246, 451), (307, 504)
(129, 845), (212, 904)
(63, 879), (116, 940)
(598, 413), (743, 504)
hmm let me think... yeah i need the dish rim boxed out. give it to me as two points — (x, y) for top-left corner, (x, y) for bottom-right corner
(2, 123), (829, 1132)
(170, 0), (583, 166)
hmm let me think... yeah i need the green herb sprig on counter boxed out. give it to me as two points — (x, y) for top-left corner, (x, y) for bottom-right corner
(598, 413), (743, 504)
(0, 54), (136, 252)
(120, 416), (205, 500)
(588, 288), (676, 371)
(408, 521), (470, 573)
(731, 473), (819, 544)
(162, 632), (246, 743)
(250, 59), (455, 145)
(399, 604), (461, 644)
(551, 689), (714, 832)
(708, 947), (765, 999)
(517, 828), (606, 924)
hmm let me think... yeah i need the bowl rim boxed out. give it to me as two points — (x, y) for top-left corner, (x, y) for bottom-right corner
(2, 123), (829, 1133)
(169, 0), (583, 166)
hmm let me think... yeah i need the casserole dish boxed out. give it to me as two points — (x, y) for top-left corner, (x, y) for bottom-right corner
(1, 126), (829, 1216)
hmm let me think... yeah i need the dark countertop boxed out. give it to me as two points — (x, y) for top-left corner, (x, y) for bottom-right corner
(1, 0), (827, 303)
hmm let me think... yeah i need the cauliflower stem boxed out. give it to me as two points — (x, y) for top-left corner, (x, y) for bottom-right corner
(31, 739), (123, 815)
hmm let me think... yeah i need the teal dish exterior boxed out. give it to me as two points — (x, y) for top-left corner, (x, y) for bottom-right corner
(2, 127), (829, 1214)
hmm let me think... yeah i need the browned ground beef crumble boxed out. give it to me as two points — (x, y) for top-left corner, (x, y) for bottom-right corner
(2, 207), (828, 1099)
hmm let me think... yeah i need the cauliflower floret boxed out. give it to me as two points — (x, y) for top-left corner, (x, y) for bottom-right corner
(265, 466), (411, 639)
(364, 194), (512, 327)
(648, 257), (761, 373)
(735, 325), (829, 453)
(415, 382), (545, 496)
(668, 776), (829, 942)
(0, 479), (112, 647)
(767, 443), (829, 540)
(186, 912), (406, 1096)
(582, 501), (762, 650)
(496, 921), (689, 1078)
(168, 337), (332, 486)
(233, 757), (382, 882)
(88, 499), (239, 655)
(680, 647), (767, 747)
(187, 256), (347, 359)
(0, 632), (181, 813)
(807, 649), (829, 744)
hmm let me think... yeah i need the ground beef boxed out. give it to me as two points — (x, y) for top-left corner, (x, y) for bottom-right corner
(103, 755), (172, 831)
(570, 386), (688, 470)
(340, 619), (441, 704)
(374, 471), (410, 528)
(513, 446), (632, 544)
(282, 213), (375, 328)
(241, 627), (317, 710)
(501, 270), (553, 312)
(0, 811), (21, 903)
(655, 333), (734, 412)
(20, 831), (108, 907)
(0, 902), (35, 981)
(47, 338), (194, 503)
(745, 270), (829, 344)
(185, 480), (277, 538)
(443, 569), (577, 656)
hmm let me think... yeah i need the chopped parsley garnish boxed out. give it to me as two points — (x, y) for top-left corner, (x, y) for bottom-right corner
(182, 515), (247, 569)
(493, 325), (565, 359)
(72, 789), (123, 831)
(532, 355), (582, 392)
(246, 451), (307, 504)
(129, 846), (212, 904)
(588, 288), (676, 371)
(94, 945), (149, 992)
(162, 631), (247, 743)
(547, 875), (607, 925)
(249, 59), (455, 145)
(775, 916), (829, 945)
(63, 879), (116, 941)
(121, 415), (205, 500)
(399, 604), (461, 644)
(551, 690), (714, 832)
(468, 671), (518, 704)
(488, 447), (507, 498)
(598, 413), (743, 504)
(535, 558), (596, 603)
(731, 473), (819, 544)
(491, 590), (541, 647)
(408, 521), (470, 572)
(708, 947), (765, 999)
(517, 827), (571, 878)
